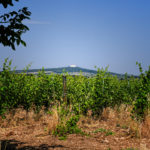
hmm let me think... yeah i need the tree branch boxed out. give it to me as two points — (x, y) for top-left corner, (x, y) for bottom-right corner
(0, 21), (9, 23)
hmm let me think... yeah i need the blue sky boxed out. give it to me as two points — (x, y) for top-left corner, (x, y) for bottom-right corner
(0, 0), (150, 75)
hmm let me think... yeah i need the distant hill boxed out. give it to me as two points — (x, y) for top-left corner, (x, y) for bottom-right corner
(14, 66), (136, 78)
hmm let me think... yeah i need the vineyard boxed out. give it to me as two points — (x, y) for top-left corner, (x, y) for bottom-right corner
(1, 58), (150, 120)
(0, 58), (150, 149)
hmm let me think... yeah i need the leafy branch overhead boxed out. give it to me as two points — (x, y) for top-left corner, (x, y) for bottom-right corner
(0, 0), (19, 8)
(0, 0), (31, 50)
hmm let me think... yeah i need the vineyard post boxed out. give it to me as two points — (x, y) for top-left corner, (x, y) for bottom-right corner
(63, 75), (67, 103)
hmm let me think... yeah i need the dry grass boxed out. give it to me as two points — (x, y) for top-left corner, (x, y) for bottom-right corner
(78, 105), (150, 140)
(0, 106), (59, 136)
(0, 105), (150, 149)
(0, 105), (150, 139)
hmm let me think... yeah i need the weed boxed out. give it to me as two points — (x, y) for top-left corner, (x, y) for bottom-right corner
(93, 128), (106, 133)
(93, 128), (114, 136)
(52, 115), (86, 139)
(122, 125), (128, 129)
(105, 130), (114, 136)
(44, 127), (47, 132)
(58, 136), (67, 140)
(116, 124), (120, 127)
(46, 110), (54, 115)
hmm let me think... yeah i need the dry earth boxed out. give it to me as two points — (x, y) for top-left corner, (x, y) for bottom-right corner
(0, 106), (150, 150)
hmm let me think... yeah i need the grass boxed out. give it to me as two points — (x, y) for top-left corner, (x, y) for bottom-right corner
(93, 128), (114, 136)
(58, 136), (67, 140)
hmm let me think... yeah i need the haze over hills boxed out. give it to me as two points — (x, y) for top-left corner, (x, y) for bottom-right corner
(15, 66), (136, 78)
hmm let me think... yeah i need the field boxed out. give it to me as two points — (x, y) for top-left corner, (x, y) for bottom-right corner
(0, 59), (150, 149)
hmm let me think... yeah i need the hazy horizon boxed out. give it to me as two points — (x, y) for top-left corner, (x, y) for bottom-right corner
(1, 0), (150, 75)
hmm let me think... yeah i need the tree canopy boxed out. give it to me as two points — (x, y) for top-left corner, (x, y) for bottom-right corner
(0, 0), (31, 50)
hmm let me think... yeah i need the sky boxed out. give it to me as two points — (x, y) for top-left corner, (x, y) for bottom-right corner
(0, 0), (150, 75)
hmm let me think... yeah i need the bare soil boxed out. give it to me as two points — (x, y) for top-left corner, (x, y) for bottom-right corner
(0, 107), (150, 150)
